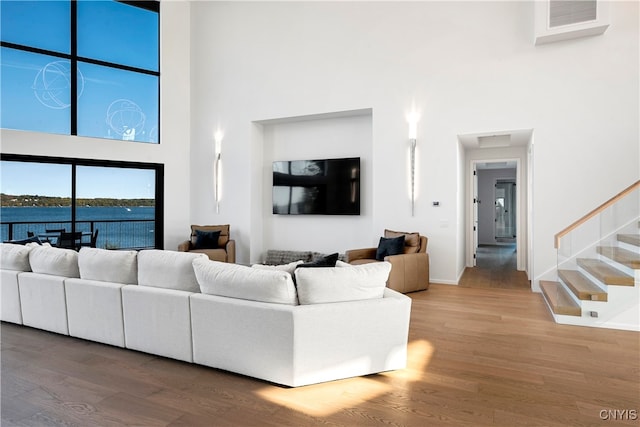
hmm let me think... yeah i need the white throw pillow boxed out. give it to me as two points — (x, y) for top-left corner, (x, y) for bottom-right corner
(28, 245), (80, 278)
(78, 247), (138, 284)
(0, 243), (32, 271)
(335, 260), (352, 267)
(295, 261), (391, 305)
(251, 260), (303, 275)
(137, 249), (208, 292)
(193, 258), (298, 305)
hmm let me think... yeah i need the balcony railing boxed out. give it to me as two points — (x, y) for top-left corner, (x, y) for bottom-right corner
(1, 219), (156, 250)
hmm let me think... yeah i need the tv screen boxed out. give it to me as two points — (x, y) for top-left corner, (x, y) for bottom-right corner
(273, 157), (360, 215)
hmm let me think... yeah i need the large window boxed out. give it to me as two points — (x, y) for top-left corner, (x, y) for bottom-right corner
(1, 1), (159, 143)
(1, 154), (164, 250)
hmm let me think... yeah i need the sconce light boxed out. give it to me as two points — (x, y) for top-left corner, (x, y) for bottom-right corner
(407, 112), (419, 216)
(214, 129), (223, 213)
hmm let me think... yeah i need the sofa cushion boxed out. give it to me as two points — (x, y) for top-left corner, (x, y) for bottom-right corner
(193, 229), (221, 250)
(78, 247), (138, 284)
(385, 229), (420, 254)
(138, 250), (207, 293)
(28, 245), (79, 278)
(193, 258), (298, 305)
(251, 260), (303, 275)
(375, 235), (405, 260)
(1, 243), (33, 271)
(295, 261), (391, 305)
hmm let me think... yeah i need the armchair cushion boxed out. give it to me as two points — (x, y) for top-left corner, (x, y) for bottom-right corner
(193, 229), (221, 250)
(376, 235), (405, 260)
(385, 229), (421, 254)
(190, 224), (229, 247)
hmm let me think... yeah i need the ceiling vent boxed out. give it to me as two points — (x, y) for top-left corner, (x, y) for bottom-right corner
(477, 135), (511, 148)
(534, 0), (609, 45)
(549, 0), (597, 28)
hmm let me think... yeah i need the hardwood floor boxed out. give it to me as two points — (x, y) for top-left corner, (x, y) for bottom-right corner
(2, 284), (639, 426)
(459, 244), (531, 290)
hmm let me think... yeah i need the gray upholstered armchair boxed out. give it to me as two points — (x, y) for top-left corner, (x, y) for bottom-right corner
(345, 229), (429, 294)
(178, 224), (236, 263)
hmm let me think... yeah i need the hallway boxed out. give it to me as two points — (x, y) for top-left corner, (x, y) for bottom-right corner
(459, 244), (530, 289)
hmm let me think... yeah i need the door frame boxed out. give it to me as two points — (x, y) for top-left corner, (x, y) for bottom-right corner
(468, 158), (525, 271)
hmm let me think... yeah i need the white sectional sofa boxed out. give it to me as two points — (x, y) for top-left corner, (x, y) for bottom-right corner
(0, 243), (412, 387)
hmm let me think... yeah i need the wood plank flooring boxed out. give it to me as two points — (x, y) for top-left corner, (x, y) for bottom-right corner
(2, 283), (639, 426)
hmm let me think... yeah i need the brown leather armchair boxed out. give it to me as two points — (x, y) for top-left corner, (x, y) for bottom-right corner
(178, 224), (236, 263)
(345, 229), (429, 293)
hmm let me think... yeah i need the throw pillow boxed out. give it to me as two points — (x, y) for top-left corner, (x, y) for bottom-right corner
(297, 252), (339, 268)
(375, 235), (405, 261)
(295, 261), (391, 305)
(193, 230), (220, 250)
(251, 260), (303, 275)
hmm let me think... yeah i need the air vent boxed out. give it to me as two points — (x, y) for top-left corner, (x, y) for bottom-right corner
(534, 0), (609, 45)
(549, 0), (597, 28)
(478, 135), (511, 148)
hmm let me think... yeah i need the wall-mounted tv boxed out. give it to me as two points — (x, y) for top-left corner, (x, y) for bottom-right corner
(273, 157), (360, 215)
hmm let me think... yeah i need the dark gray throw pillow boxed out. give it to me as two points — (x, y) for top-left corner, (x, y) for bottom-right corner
(375, 235), (405, 261)
(193, 230), (221, 250)
(297, 252), (339, 268)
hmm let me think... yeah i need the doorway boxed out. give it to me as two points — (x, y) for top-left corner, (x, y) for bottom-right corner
(458, 128), (533, 287)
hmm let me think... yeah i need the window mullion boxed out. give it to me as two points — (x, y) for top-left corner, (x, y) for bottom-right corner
(70, 0), (77, 136)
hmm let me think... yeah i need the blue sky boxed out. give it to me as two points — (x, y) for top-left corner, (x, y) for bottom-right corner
(0, 0), (159, 142)
(1, 161), (155, 199)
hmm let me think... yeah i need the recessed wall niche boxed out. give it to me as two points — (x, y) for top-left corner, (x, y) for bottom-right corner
(256, 109), (373, 258)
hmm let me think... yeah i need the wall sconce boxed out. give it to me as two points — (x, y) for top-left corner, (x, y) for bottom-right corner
(214, 129), (223, 213)
(407, 112), (418, 216)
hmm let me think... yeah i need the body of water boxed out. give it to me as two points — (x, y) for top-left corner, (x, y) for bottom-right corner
(1, 206), (156, 249)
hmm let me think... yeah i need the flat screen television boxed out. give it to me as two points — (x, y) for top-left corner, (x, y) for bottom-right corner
(272, 157), (360, 215)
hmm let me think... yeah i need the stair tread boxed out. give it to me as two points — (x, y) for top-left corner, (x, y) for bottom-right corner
(597, 246), (640, 269)
(540, 280), (581, 316)
(617, 234), (640, 248)
(558, 270), (608, 301)
(577, 258), (635, 286)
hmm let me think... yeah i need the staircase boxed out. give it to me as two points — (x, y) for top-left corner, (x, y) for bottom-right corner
(541, 182), (640, 331)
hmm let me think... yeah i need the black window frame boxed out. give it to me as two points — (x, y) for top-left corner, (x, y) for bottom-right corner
(0, 0), (160, 143)
(1, 153), (164, 249)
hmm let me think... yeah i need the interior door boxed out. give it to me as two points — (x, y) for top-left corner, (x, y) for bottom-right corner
(473, 164), (479, 266)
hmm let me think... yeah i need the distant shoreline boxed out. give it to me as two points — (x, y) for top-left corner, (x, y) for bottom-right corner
(1, 194), (154, 208)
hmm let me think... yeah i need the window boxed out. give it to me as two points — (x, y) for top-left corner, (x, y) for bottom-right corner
(1, 0), (159, 143)
(1, 154), (164, 250)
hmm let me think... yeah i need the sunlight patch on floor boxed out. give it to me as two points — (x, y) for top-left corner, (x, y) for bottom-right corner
(254, 339), (434, 417)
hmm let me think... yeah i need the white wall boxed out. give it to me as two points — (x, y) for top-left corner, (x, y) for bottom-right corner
(190, 1), (638, 284)
(1, 0), (193, 250)
(257, 112), (373, 261)
(477, 168), (517, 245)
